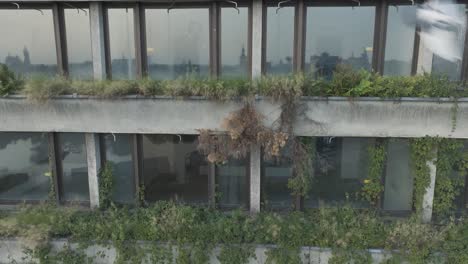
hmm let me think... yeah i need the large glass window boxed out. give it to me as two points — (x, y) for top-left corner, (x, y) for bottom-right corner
(0, 133), (50, 202)
(262, 149), (293, 210)
(430, 3), (466, 80)
(305, 6), (375, 79)
(216, 158), (249, 209)
(108, 8), (136, 79)
(146, 8), (210, 79)
(0, 9), (57, 77)
(142, 135), (209, 204)
(266, 6), (294, 75)
(65, 8), (93, 79)
(383, 139), (413, 211)
(221, 7), (249, 78)
(59, 133), (89, 202)
(384, 5), (417, 76)
(104, 134), (135, 204)
(305, 137), (372, 208)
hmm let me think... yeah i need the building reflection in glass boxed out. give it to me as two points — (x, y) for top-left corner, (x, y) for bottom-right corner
(265, 6), (294, 75)
(0, 9), (57, 78)
(108, 8), (136, 80)
(65, 8), (93, 80)
(146, 9), (210, 79)
(306, 6), (375, 79)
(221, 7), (249, 78)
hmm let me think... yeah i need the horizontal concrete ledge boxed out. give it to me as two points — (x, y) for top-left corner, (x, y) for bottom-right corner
(0, 238), (391, 264)
(0, 96), (466, 138)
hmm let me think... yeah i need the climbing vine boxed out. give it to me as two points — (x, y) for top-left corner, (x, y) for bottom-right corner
(98, 162), (114, 209)
(360, 140), (387, 207)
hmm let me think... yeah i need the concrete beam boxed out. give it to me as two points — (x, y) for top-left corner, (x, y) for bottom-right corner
(251, 0), (263, 78)
(89, 2), (108, 80)
(249, 145), (261, 213)
(421, 147), (437, 223)
(85, 133), (101, 208)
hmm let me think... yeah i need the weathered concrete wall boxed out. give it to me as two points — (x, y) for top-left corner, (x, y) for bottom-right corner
(0, 96), (466, 139)
(0, 239), (390, 264)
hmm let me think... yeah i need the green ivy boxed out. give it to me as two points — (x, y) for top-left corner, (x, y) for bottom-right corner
(98, 162), (114, 209)
(360, 140), (387, 207)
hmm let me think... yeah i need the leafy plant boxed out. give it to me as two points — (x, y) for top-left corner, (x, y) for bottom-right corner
(0, 64), (23, 96)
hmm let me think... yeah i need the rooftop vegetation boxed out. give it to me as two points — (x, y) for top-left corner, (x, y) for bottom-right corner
(1, 64), (467, 101)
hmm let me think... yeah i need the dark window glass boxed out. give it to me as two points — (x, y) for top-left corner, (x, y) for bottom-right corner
(0, 9), (57, 77)
(65, 8), (93, 79)
(216, 158), (249, 209)
(221, 7), (249, 78)
(59, 133), (89, 202)
(384, 5), (416, 76)
(430, 4), (466, 80)
(108, 8), (136, 80)
(305, 6), (375, 79)
(104, 134), (135, 204)
(142, 135), (209, 204)
(146, 9), (210, 79)
(266, 6), (294, 75)
(383, 139), (413, 211)
(0, 133), (50, 201)
(262, 148), (293, 210)
(305, 137), (371, 208)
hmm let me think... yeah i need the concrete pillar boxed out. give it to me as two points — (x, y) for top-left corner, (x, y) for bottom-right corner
(89, 2), (107, 80)
(250, 145), (261, 213)
(251, 0), (263, 78)
(85, 133), (101, 208)
(421, 147), (437, 223)
(416, 37), (433, 75)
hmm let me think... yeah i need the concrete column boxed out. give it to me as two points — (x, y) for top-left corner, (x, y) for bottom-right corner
(416, 37), (433, 75)
(89, 2), (107, 80)
(251, 0), (263, 78)
(421, 147), (437, 223)
(250, 145), (261, 213)
(86, 133), (101, 209)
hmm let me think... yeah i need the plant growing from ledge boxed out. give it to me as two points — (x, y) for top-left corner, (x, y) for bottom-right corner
(0, 63), (23, 96)
(360, 140), (387, 207)
(98, 162), (115, 209)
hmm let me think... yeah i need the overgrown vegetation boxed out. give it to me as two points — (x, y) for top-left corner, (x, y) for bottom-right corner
(360, 140), (387, 207)
(0, 203), (466, 263)
(1, 63), (467, 100)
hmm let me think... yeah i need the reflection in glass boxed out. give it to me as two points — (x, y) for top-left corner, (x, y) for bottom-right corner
(59, 133), (89, 202)
(221, 7), (249, 78)
(383, 139), (413, 211)
(0, 9), (57, 77)
(104, 134), (135, 204)
(266, 6), (294, 75)
(262, 147), (293, 210)
(216, 158), (248, 209)
(65, 9), (93, 79)
(108, 8), (136, 79)
(305, 7), (375, 79)
(146, 9), (210, 79)
(305, 137), (371, 208)
(142, 135), (209, 204)
(431, 4), (466, 80)
(384, 6), (416, 76)
(0, 133), (50, 201)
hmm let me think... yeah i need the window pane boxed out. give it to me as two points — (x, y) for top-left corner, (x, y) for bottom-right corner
(142, 135), (209, 205)
(104, 134), (135, 204)
(65, 8), (93, 79)
(0, 133), (50, 201)
(305, 137), (371, 208)
(384, 5), (416, 76)
(108, 8), (136, 80)
(305, 6), (375, 79)
(221, 7), (249, 78)
(59, 133), (89, 202)
(266, 6), (294, 75)
(383, 139), (413, 211)
(0, 9), (57, 77)
(216, 158), (248, 209)
(146, 9), (210, 79)
(430, 4), (466, 80)
(262, 149), (293, 210)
